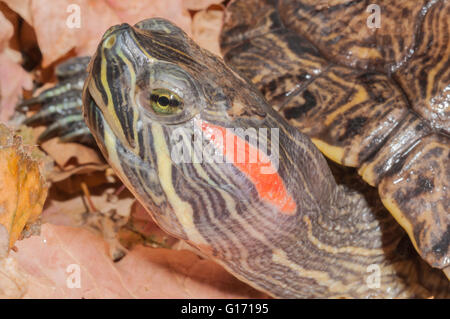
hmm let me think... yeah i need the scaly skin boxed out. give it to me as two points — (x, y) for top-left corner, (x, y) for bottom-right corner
(78, 19), (449, 298)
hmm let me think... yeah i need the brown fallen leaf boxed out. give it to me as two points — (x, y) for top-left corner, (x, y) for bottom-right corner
(1, 0), (32, 26)
(106, 0), (192, 35)
(192, 6), (224, 56)
(2, 0), (270, 299)
(0, 256), (28, 298)
(0, 55), (31, 122)
(13, 223), (267, 298)
(43, 174), (137, 260)
(0, 123), (48, 250)
(68, 0), (121, 58)
(0, 9), (32, 122)
(183, 0), (224, 11)
(42, 174), (123, 226)
(23, 0), (120, 67)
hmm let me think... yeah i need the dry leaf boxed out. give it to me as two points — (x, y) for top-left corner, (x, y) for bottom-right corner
(192, 7), (224, 56)
(0, 53), (32, 122)
(124, 201), (179, 249)
(1, 0), (32, 26)
(0, 123), (48, 249)
(17, 126), (104, 182)
(13, 224), (267, 298)
(183, 0), (224, 11)
(105, 0), (192, 35)
(0, 256), (28, 298)
(0, 225), (8, 258)
(0, 9), (14, 52)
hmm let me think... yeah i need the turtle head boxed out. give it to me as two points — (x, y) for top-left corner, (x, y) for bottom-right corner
(82, 18), (274, 239)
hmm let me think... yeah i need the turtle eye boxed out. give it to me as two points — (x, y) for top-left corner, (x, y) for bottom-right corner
(148, 88), (183, 115)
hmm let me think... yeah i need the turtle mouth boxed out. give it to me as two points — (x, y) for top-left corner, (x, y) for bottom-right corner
(82, 86), (152, 182)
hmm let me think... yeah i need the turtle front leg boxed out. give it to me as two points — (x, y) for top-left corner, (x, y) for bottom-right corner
(18, 56), (94, 146)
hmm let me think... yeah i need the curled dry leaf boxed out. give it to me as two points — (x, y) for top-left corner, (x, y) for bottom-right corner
(28, 126), (107, 182)
(41, 137), (103, 168)
(0, 9), (14, 52)
(14, 125), (54, 177)
(0, 123), (48, 250)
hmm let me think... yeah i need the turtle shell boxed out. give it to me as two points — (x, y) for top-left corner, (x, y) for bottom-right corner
(220, 0), (449, 271)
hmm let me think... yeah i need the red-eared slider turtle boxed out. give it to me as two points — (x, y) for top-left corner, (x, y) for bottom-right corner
(220, 0), (449, 273)
(18, 16), (449, 297)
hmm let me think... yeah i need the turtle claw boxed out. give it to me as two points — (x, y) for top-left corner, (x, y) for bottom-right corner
(37, 114), (85, 143)
(55, 56), (91, 80)
(59, 127), (95, 145)
(19, 56), (92, 145)
(18, 73), (87, 109)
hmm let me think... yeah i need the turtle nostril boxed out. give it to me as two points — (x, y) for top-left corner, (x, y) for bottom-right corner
(102, 23), (132, 48)
(115, 23), (131, 32)
(103, 34), (116, 49)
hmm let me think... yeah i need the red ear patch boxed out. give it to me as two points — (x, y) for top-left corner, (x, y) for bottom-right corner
(199, 121), (297, 215)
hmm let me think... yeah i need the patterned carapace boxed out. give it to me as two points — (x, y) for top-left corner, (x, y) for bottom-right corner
(220, 0), (449, 272)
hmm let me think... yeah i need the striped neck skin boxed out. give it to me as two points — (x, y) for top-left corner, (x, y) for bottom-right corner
(82, 18), (444, 298)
